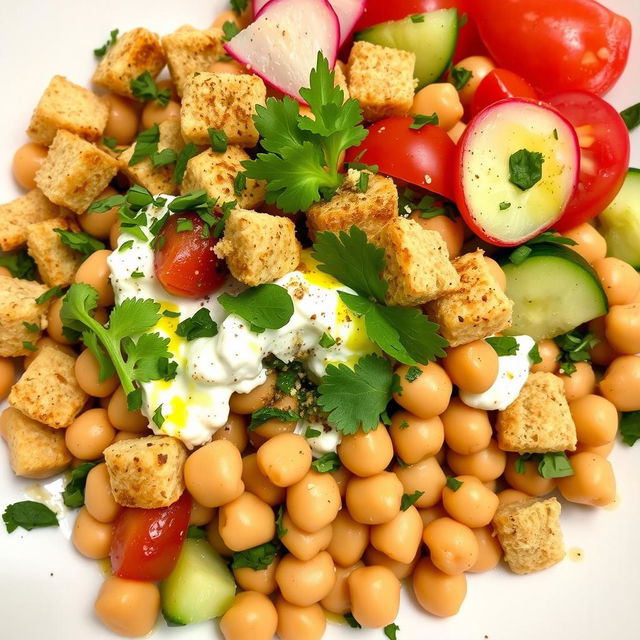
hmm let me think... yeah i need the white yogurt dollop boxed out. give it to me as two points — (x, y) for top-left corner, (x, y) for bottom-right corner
(295, 420), (342, 457)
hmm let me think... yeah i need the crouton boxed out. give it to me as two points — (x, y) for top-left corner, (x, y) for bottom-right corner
(496, 372), (577, 453)
(306, 170), (397, 242)
(162, 26), (225, 96)
(104, 435), (187, 508)
(181, 147), (265, 210)
(92, 28), (166, 98)
(493, 497), (565, 574)
(347, 41), (416, 122)
(424, 250), (513, 347)
(214, 209), (301, 286)
(181, 72), (266, 147)
(0, 275), (50, 357)
(9, 346), (87, 429)
(3, 407), (72, 478)
(35, 130), (119, 214)
(378, 217), (460, 307)
(119, 118), (185, 196)
(26, 75), (108, 146)
(334, 61), (350, 99)
(26, 216), (84, 287)
(0, 189), (61, 251)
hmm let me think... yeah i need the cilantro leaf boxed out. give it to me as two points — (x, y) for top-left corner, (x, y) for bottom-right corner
(218, 284), (294, 332)
(311, 452), (342, 473)
(410, 113), (439, 129)
(62, 462), (99, 508)
(554, 328), (598, 376)
(0, 251), (37, 279)
(222, 20), (240, 42)
(176, 308), (218, 341)
(152, 148), (177, 168)
(3, 501), (58, 533)
(400, 491), (424, 510)
(384, 623), (400, 640)
(35, 285), (65, 305)
(450, 66), (472, 90)
(54, 229), (106, 257)
(249, 408), (300, 430)
(130, 71), (171, 106)
(509, 148), (544, 190)
(528, 343), (542, 365)
(620, 103), (640, 131)
(129, 124), (160, 166)
(173, 142), (199, 184)
(94, 28), (119, 57)
(486, 336), (519, 357)
(446, 477), (464, 492)
(620, 411), (640, 446)
(230, 0), (248, 14)
(231, 541), (278, 571)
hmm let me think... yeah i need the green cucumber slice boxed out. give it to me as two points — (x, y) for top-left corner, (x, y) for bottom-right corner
(598, 168), (640, 268)
(355, 9), (459, 88)
(160, 539), (236, 625)
(501, 243), (608, 341)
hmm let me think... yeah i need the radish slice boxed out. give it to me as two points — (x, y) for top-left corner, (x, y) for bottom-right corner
(226, 0), (340, 102)
(253, 0), (269, 15)
(455, 98), (580, 247)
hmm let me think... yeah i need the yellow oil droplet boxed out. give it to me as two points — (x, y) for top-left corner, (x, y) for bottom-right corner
(603, 492), (621, 511)
(98, 558), (112, 577)
(156, 302), (183, 359)
(300, 250), (342, 290)
(167, 395), (188, 429)
(568, 547), (584, 562)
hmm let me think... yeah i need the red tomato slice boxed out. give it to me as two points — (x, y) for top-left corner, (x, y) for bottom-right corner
(471, 0), (631, 96)
(345, 117), (456, 200)
(154, 212), (227, 299)
(471, 69), (537, 117)
(110, 492), (192, 582)
(546, 91), (630, 231)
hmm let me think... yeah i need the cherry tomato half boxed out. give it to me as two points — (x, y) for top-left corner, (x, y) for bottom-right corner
(154, 211), (227, 299)
(110, 492), (191, 582)
(345, 117), (456, 200)
(471, 0), (631, 96)
(547, 91), (630, 231)
(471, 69), (537, 117)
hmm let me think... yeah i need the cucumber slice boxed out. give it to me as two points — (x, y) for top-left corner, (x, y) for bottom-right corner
(160, 539), (236, 625)
(598, 168), (640, 268)
(501, 243), (608, 341)
(355, 9), (458, 88)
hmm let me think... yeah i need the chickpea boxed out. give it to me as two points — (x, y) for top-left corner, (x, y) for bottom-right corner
(109, 222), (121, 250)
(320, 561), (363, 614)
(393, 362), (452, 419)
(484, 257), (507, 291)
(348, 565), (401, 629)
(504, 453), (555, 496)
(257, 433), (311, 487)
(79, 187), (120, 240)
(389, 411), (443, 465)
(212, 412), (249, 453)
(447, 120), (467, 144)
(102, 94), (139, 145)
(557, 361), (595, 402)
(218, 492), (275, 551)
(287, 470), (341, 532)
(276, 596), (326, 640)
(497, 489), (530, 507)
(219, 591), (278, 640)
(108, 387), (149, 432)
(531, 339), (561, 374)
(410, 213), (464, 257)
(423, 517), (479, 574)
(338, 424), (393, 477)
(47, 297), (76, 344)
(141, 100), (181, 130)
(280, 511), (332, 561)
(411, 83), (464, 130)
(0, 407), (18, 440)
(468, 525), (503, 573)
(275, 551), (336, 606)
(241, 453), (286, 506)
(442, 475), (499, 528)
(413, 557), (467, 617)
(346, 471), (403, 525)
(417, 503), (448, 528)
(330, 465), (352, 498)
(252, 395), (299, 440)
(0, 357), (16, 400)
(233, 558), (279, 595)
(206, 512), (233, 557)
(557, 452), (616, 507)
(370, 505), (423, 564)
(184, 440), (244, 508)
(441, 398), (492, 455)
(589, 316), (619, 366)
(189, 500), (214, 526)
(229, 372), (276, 414)
(593, 257), (640, 306)
(449, 56), (496, 109)
(605, 303), (640, 354)
(447, 439), (506, 481)
(393, 456), (446, 508)
(563, 223), (607, 264)
(72, 507), (113, 559)
(326, 508), (369, 567)
(600, 355), (640, 411)
(575, 439), (616, 457)
(569, 394), (618, 447)
(363, 545), (418, 580)
(12, 142), (47, 190)
(94, 576), (160, 638)
(443, 340), (499, 394)
(85, 463), (121, 523)
(113, 431), (143, 442)
(74, 249), (114, 307)
(65, 408), (116, 460)
(75, 348), (119, 398)
(210, 60), (247, 74)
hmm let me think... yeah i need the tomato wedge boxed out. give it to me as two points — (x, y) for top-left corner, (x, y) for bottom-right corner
(471, 69), (537, 117)
(345, 117), (456, 200)
(110, 492), (192, 582)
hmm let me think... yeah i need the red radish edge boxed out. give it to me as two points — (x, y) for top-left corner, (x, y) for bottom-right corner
(253, 0), (270, 16)
(328, 0), (366, 46)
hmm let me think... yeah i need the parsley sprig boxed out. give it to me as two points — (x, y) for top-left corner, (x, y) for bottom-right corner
(130, 71), (171, 107)
(553, 328), (598, 376)
(515, 452), (574, 479)
(94, 29), (119, 58)
(54, 229), (106, 257)
(0, 251), (37, 279)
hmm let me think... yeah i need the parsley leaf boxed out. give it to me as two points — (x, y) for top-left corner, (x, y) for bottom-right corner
(249, 407), (300, 430)
(234, 171), (247, 195)
(152, 405), (165, 428)
(0, 251), (37, 279)
(344, 613), (361, 629)
(499, 201), (511, 211)
(208, 128), (228, 153)
(450, 66), (472, 90)
(384, 623), (400, 640)
(405, 366), (422, 382)
(103, 136), (118, 150)
(218, 284), (294, 332)
(35, 285), (65, 305)
(187, 525), (206, 539)
(130, 71), (171, 106)
(311, 452), (342, 473)
(222, 20), (240, 42)
(62, 462), (99, 508)
(3, 501), (58, 533)
(152, 148), (177, 168)
(537, 452), (574, 479)
(554, 328), (598, 376)
(22, 341), (37, 352)
(508, 231), (577, 265)
(54, 229), (106, 257)
(23, 322), (39, 332)
(446, 477), (464, 492)
(620, 103), (640, 131)
(398, 188), (455, 220)
(231, 541), (278, 570)
(528, 343), (542, 365)
(486, 336), (519, 356)
(357, 171), (369, 192)
(400, 491), (424, 510)
(175, 308), (218, 341)
(276, 368), (299, 395)
(129, 124), (160, 166)
(230, 0), (248, 13)
(620, 411), (640, 446)
(173, 142), (199, 184)
(94, 28), (119, 57)
(509, 149), (544, 190)
(319, 333), (336, 349)
(276, 505), (287, 538)
(410, 113), (439, 129)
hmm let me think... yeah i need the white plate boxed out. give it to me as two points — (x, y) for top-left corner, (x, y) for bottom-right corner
(0, 2), (639, 639)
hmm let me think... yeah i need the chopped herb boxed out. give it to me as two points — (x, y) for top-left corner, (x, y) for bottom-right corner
(222, 20), (240, 41)
(319, 333), (336, 349)
(554, 328), (598, 376)
(162, 309), (180, 318)
(398, 188), (455, 220)
(380, 409), (391, 426)
(400, 490), (424, 510)
(450, 66), (472, 90)
(344, 613), (361, 629)
(357, 171), (369, 192)
(345, 151), (379, 174)
(94, 28), (119, 57)
(22, 322), (39, 333)
(311, 452), (342, 473)
(446, 477), (464, 492)
(620, 103), (640, 131)
(528, 343), (542, 365)
(508, 245), (532, 265)
(276, 505), (287, 538)
(128, 124), (160, 166)
(514, 454), (530, 474)
(187, 525), (206, 539)
(88, 193), (125, 213)
(405, 366), (423, 382)
(22, 341), (37, 352)
(410, 113), (439, 129)
(499, 201), (511, 211)
(486, 336), (519, 357)
(410, 13), (425, 23)
(218, 284), (294, 332)
(526, 231), (577, 247)
(208, 127), (228, 153)
(249, 407), (300, 430)
(0, 251), (37, 280)
(395, 455), (409, 468)
(152, 148), (177, 168)
(399, 421), (409, 430)
(552, 128), (559, 140)
(3, 501), (58, 533)
(230, 0), (248, 14)
(35, 285), (65, 305)
(176, 217), (194, 233)
(234, 171), (247, 195)
(176, 308), (218, 341)
(130, 270), (144, 279)
(118, 240), (134, 253)
(54, 229), (105, 257)
(152, 405), (165, 428)
(537, 452), (573, 479)
(130, 71), (171, 106)
(305, 427), (322, 438)
(231, 541), (278, 571)
(173, 142), (199, 184)
(62, 462), (99, 508)
(508, 148), (544, 190)
(213, 200), (237, 238)
(620, 411), (640, 446)
(103, 136), (118, 150)
(384, 623), (400, 640)
(276, 369), (299, 395)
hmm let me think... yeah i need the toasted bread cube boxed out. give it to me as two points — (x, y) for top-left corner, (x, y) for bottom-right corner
(347, 41), (416, 122)
(181, 72), (266, 147)
(3, 407), (72, 478)
(104, 435), (187, 508)
(215, 209), (301, 286)
(493, 497), (565, 574)
(9, 346), (87, 428)
(162, 26), (224, 96)
(35, 130), (119, 214)
(181, 147), (265, 210)
(119, 118), (185, 196)
(26, 75), (108, 146)
(378, 217), (460, 307)
(306, 170), (397, 242)
(92, 28), (166, 98)
(424, 250), (513, 347)
(0, 275), (50, 357)
(26, 216), (84, 287)
(496, 372), (577, 453)
(334, 61), (350, 100)
(0, 189), (61, 251)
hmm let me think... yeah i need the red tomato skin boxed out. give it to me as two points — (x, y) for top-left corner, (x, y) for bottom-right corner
(345, 117), (457, 200)
(471, 69), (537, 117)
(154, 212), (227, 299)
(110, 492), (192, 582)
(471, 0), (631, 96)
(546, 91), (630, 231)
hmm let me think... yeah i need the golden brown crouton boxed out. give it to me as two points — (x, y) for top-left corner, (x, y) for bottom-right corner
(104, 435), (187, 508)
(496, 372), (577, 453)
(0, 275), (50, 357)
(92, 28), (166, 98)
(26, 75), (108, 146)
(334, 61), (350, 99)
(347, 41), (416, 122)
(181, 72), (266, 147)
(26, 216), (84, 287)
(0, 189), (61, 251)
(306, 170), (397, 242)
(35, 130), (119, 214)
(9, 346), (87, 428)
(379, 217), (460, 307)
(424, 250), (513, 347)
(493, 497), (565, 574)
(215, 209), (301, 286)
(181, 147), (265, 210)
(3, 407), (72, 478)
(162, 26), (225, 96)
